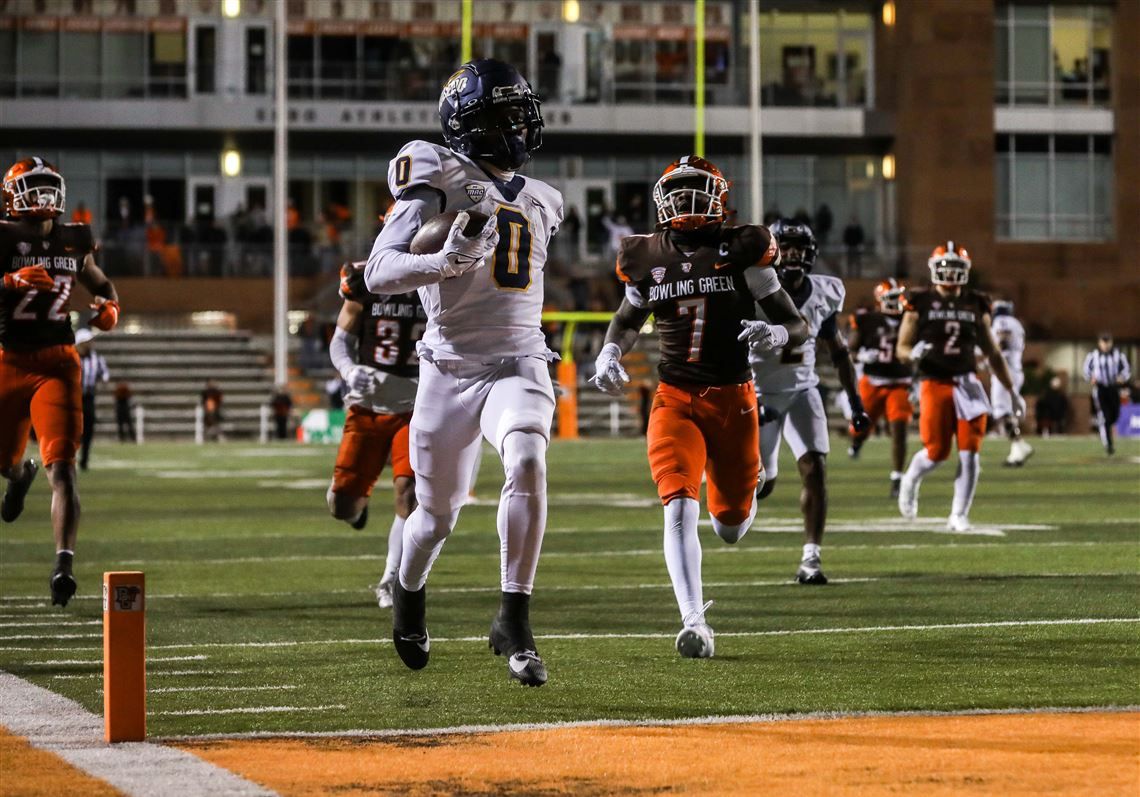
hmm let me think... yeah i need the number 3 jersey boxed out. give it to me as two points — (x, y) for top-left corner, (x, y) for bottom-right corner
(379, 139), (563, 361)
(617, 225), (779, 386)
(905, 288), (991, 379)
(750, 273), (845, 394)
(0, 220), (93, 351)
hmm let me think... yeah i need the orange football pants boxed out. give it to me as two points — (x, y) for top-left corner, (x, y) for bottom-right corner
(331, 405), (412, 499)
(858, 375), (913, 424)
(647, 381), (759, 525)
(919, 378), (987, 462)
(0, 344), (83, 469)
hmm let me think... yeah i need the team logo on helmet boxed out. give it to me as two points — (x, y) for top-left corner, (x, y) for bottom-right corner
(464, 183), (486, 203)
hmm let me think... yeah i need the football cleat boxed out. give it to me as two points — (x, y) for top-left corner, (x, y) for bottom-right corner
(897, 473), (919, 519)
(889, 475), (902, 499)
(391, 581), (429, 670)
(489, 616), (548, 687)
(947, 513), (972, 532)
(350, 504), (369, 530)
(374, 573), (394, 609)
(796, 555), (828, 585)
(50, 570), (76, 607)
(675, 601), (715, 658)
(1004, 440), (1034, 468)
(847, 444), (860, 460)
(1, 459), (38, 523)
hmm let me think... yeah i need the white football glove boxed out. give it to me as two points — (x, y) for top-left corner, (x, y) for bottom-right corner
(1013, 393), (1027, 420)
(737, 319), (789, 354)
(589, 343), (630, 396)
(908, 340), (932, 363)
(438, 211), (499, 279)
(345, 364), (381, 394)
(856, 348), (881, 364)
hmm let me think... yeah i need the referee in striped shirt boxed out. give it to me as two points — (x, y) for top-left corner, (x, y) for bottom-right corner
(76, 328), (110, 470)
(1083, 332), (1132, 455)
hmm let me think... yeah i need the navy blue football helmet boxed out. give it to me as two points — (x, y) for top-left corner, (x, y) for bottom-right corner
(438, 59), (544, 171)
(769, 218), (818, 288)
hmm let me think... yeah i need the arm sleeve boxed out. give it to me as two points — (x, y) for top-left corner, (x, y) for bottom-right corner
(819, 312), (839, 341)
(744, 266), (780, 301)
(329, 326), (360, 381)
(624, 284), (648, 309)
(1082, 352), (1094, 381)
(1119, 352), (1132, 381)
(363, 190), (446, 294)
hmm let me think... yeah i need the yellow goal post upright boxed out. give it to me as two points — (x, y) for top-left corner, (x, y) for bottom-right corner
(541, 310), (615, 439)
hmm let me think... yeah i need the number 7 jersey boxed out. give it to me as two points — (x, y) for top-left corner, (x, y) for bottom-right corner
(385, 139), (563, 360)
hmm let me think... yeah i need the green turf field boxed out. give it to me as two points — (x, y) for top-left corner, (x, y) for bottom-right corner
(1, 435), (1137, 738)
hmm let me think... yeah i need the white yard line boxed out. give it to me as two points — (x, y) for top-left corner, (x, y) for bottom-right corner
(0, 620), (102, 627)
(0, 671), (277, 797)
(150, 685), (296, 694)
(50, 670), (245, 679)
(158, 704), (1140, 742)
(19, 656), (208, 666)
(152, 705), (346, 717)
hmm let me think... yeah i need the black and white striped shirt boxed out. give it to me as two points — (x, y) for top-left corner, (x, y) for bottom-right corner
(81, 351), (110, 395)
(1083, 347), (1131, 386)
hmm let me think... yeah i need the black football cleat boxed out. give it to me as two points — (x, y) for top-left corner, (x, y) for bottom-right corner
(50, 570), (77, 607)
(350, 504), (369, 530)
(489, 592), (547, 687)
(795, 555), (828, 585)
(391, 580), (429, 670)
(889, 476), (902, 499)
(1, 459), (38, 523)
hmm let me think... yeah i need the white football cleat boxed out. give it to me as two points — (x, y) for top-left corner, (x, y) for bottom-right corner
(675, 601), (715, 659)
(374, 573), (394, 609)
(897, 473), (919, 519)
(1005, 439), (1034, 467)
(947, 513), (972, 532)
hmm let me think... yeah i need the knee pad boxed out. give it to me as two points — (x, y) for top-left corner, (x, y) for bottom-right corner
(412, 508), (460, 547)
(501, 431), (547, 495)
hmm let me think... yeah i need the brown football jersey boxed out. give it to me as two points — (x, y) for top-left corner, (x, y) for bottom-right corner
(617, 225), (778, 386)
(854, 309), (911, 381)
(905, 287), (991, 379)
(0, 220), (94, 351)
(341, 264), (426, 379)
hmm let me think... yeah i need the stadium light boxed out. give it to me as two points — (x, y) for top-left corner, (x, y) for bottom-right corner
(221, 149), (242, 177)
(563, 0), (580, 23)
(222, 0), (241, 18)
(882, 153), (896, 181)
(882, 1), (896, 27)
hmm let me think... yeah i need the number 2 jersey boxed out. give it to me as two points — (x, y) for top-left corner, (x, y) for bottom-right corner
(852, 309), (912, 384)
(750, 273), (845, 394)
(616, 225), (780, 386)
(372, 139), (563, 361)
(340, 264), (426, 414)
(0, 220), (93, 351)
(905, 288), (991, 379)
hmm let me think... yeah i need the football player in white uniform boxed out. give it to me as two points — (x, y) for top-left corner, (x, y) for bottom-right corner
(364, 59), (563, 687)
(744, 219), (869, 584)
(990, 300), (1033, 467)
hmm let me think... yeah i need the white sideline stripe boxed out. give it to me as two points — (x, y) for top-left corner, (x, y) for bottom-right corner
(0, 633), (102, 641)
(151, 685), (297, 694)
(21, 656), (209, 666)
(0, 671), (277, 797)
(50, 670), (244, 680)
(152, 705), (347, 718)
(159, 704), (1140, 742)
(0, 620), (102, 627)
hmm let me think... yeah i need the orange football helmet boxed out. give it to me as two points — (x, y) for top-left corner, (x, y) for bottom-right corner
(3, 157), (66, 219)
(874, 277), (906, 314)
(927, 241), (971, 286)
(652, 155), (729, 232)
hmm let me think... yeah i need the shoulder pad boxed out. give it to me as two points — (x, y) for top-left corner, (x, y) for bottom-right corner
(615, 233), (661, 284)
(722, 224), (778, 269)
(973, 290), (993, 314)
(388, 140), (452, 202)
(338, 261), (370, 303)
(522, 177), (564, 232)
(61, 223), (95, 253)
(903, 288), (929, 313)
(812, 274), (846, 313)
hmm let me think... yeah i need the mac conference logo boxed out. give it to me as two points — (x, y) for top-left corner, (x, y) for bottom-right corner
(464, 183), (486, 203)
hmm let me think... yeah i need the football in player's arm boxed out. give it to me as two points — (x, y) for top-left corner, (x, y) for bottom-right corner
(327, 261), (423, 609)
(591, 155), (807, 658)
(895, 242), (1024, 531)
(0, 157), (120, 607)
(363, 59), (561, 687)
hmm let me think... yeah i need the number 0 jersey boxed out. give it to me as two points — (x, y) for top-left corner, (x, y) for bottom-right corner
(0, 220), (93, 351)
(905, 288), (992, 379)
(750, 274), (845, 394)
(618, 225), (779, 386)
(853, 309), (911, 384)
(379, 139), (563, 361)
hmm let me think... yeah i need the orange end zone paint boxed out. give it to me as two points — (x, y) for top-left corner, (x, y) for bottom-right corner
(103, 571), (146, 743)
(0, 727), (122, 796)
(178, 711), (1140, 797)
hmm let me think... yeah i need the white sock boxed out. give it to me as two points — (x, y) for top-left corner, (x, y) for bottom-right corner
(497, 432), (548, 595)
(951, 451), (981, 518)
(802, 542), (821, 561)
(663, 497), (703, 621)
(710, 495), (757, 544)
(890, 470), (903, 480)
(384, 515), (405, 577)
(399, 506), (457, 592)
(905, 448), (942, 483)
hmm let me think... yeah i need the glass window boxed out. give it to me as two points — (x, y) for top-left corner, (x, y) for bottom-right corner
(149, 31), (188, 98)
(246, 27), (267, 95)
(288, 35), (316, 98)
(995, 4), (1111, 107)
(0, 27), (15, 97)
(104, 32), (146, 99)
(61, 31), (100, 98)
(21, 31), (60, 97)
(753, 9), (872, 108)
(195, 26), (217, 94)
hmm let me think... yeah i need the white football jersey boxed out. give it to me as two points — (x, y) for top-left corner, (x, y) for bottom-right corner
(386, 139), (563, 360)
(750, 273), (845, 393)
(991, 313), (1025, 372)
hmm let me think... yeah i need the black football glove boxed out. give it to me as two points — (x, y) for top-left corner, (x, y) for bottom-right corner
(850, 398), (871, 434)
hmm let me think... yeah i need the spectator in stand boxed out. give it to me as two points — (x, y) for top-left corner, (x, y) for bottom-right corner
(76, 329), (109, 470)
(271, 386), (294, 440)
(114, 381), (135, 442)
(71, 201), (92, 226)
(600, 212), (633, 260)
(815, 203), (833, 247)
(843, 215), (866, 277)
(1035, 375), (1070, 437)
(286, 198), (301, 231)
(201, 380), (225, 442)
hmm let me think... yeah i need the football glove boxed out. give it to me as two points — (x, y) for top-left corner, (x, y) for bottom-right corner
(1013, 393), (1027, 420)
(908, 340), (932, 363)
(345, 364), (381, 394)
(856, 347), (881, 364)
(850, 397), (872, 434)
(737, 319), (789, 354)
(89, 298), (120, 331)
(589, 343), (629, 396)
(438, 211), (499, 279)
(3, 265), (54, 293)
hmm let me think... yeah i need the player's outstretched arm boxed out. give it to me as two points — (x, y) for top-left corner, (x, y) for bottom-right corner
(821, 316), (870, 431)
(329, 299), (378, 394)
(751, 281), (809, 350)
(591, 298), (650, 396)
(78, 254), (120, 331)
